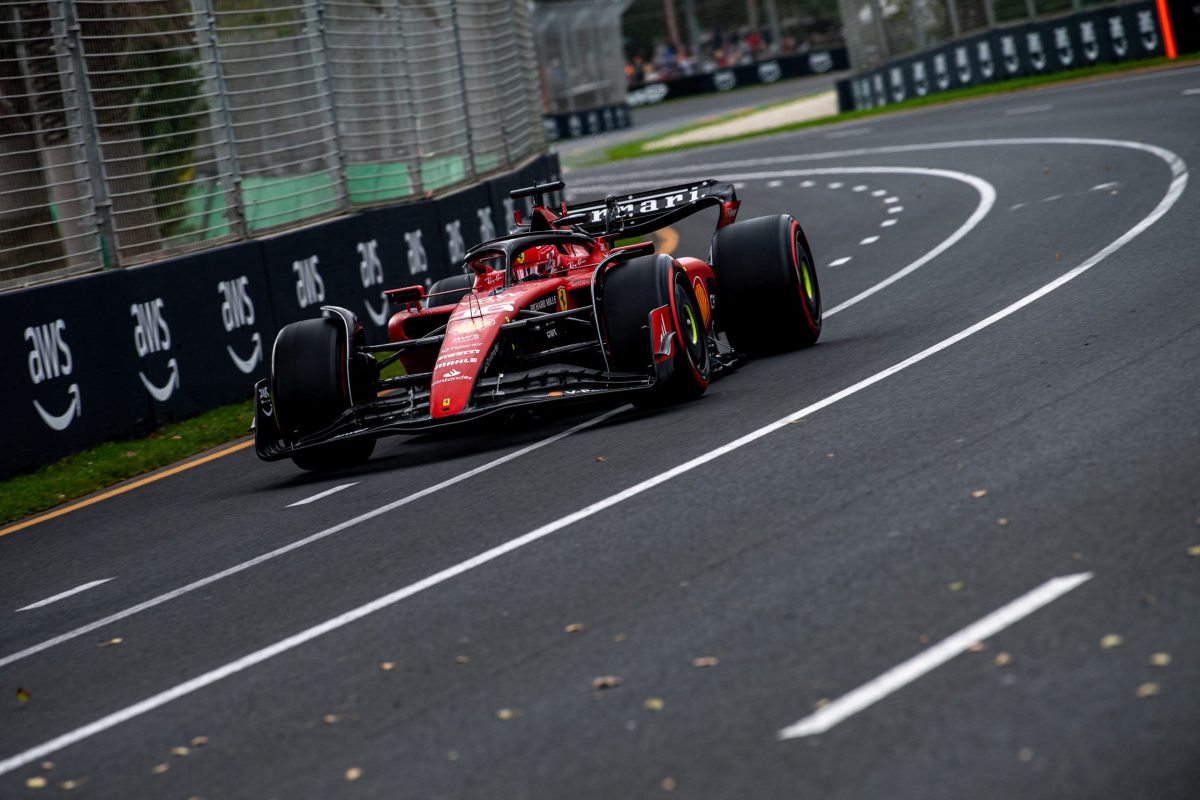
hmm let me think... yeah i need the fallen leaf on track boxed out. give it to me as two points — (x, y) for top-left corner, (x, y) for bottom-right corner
(592, 675), (623, 690)
(595, 456), (607, 462)
(379, 661), (396, 671)
(1187, 545), (1200, 557)
(323, 714), (341, 725)
(455, 655), (471, 664)
(971, 489), (988, 499)
(564, 623), (584, 634)
(692, 656), (719, 668)
(25, 776), (47, 789)
(151, 763), (169, 775)
(40, 762), (54, 771)
(190, 735), (209, 747)
(171, 746), (190, 757)
(99, 637), (123, 647)
(1135, 682), (1160, 699)
(496, 708), (517, 720)
(996, 518), (1009, 526)
(814, 698), (831, 709)
(644, 697), (665, 711)
(994, 652), (1013, 667)
(613, 633), (626, 642)
(1150, 652), (1171, 666)
(948, 581), (965, 592)
(16, 688), (30, 703)
(60, 778), (87, 790)
(1100, 634), (1123, 649)
(661, 777), (677, 791)
(967, 642), (986, 653)
(1017, 747), (1034, 762)
(344, 767), (362, 781)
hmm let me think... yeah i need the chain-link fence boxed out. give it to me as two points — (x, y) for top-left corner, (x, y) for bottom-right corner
(0, 0), (545, 290)
(839, 0), (1130, 68)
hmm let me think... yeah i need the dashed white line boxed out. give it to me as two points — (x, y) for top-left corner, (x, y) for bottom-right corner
(881, 219), (898, 228)
(287, 483), (357, 508)
(767, 180), (783, 188)
(1041, 194), (1063, 202)
(733, 182), (746, 189)
(859, 236), (880, 245)
(827, 182), (844, 189)
(1004, 104), (1054, 115)
(778, 573), (1094, 739)
(883, 196), (899, 204)
(0, 137), (1185, 776)
(17, 580), (112, 612)
(800, 180), (816, 187)
(887, 206), (904, 214)
(1090, 181), (1119, 191)
(871, 189), (886, 197)
(825, 127), (872, 139)
(1182, 88), (1200, 95)
(829, 256), (852, 267)
(0, 407), (628, 671)
(1010, 202), (1028, 210)
(852, 185), (868, 192)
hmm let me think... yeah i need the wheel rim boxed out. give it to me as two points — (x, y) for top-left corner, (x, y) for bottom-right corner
(674, 281), (708, 376)
(793, 228), (821, 322)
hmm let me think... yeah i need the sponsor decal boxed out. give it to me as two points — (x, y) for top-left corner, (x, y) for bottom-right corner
(530, 295), (556, 312)
(451, 301), (515, 320)
(404, 229), (428, 275)
(977, 40), (995, 79)
(445, 219), (466, 264)
(219, 275), (262, 374)
(1136, 9), (1158, 52)
(442, 397), (452, 409)
(358, 238), (389, 326)
(448, 318), (495, 334)
(557, 286), (568, 311)
(1001, 34), (1020, 75)
(1080, 20), (1100, 62)
(132, 297), (179, 402)
(933, 52), (951, 91)
(1109, 15), (1129, 57)
(692, 276), (711, 326)
(889, 67), (906, 103)
(627, 82), (669, 106)
(476, 207), (496, 243)
(25, 318), (81, 431)
(586, 188), (702, 223)
(808, 52), (833, 73)
(257, 384), (273, 417)
(435, 356), (478, 369)
(1054, 26), (1074, 67)
(713, 70), (737, 91)
(911, 61), (929, 97)
(757, 60), (782, 83)
(955, 45), (971, 83)
(293, 255), (325, 308)
(1027, 30), (1047, 71)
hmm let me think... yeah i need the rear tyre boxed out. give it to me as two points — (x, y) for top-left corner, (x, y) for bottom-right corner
(711, 214), (821, 355)
(271, 317), (375, 471)
(602, 253), (710, 408)
(426, 274), (473, 308)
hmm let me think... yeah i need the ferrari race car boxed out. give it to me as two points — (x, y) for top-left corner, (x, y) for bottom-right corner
(254, 179), (823, 470)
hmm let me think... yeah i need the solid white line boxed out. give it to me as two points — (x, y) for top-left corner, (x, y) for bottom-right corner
(0, 407), (628, 672)
(17, 580), (112, 612)
(0, 139), (1184, 777)
(287, 483), (356, 507)
(777, 573), (1094, 739)
(859, 236), (880, 245)
(1004, 104), (1053, 115)
(829, 257), (852, 267)
(1180, 88), (1200, 95)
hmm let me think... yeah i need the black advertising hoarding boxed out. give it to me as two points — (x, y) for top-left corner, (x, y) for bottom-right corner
(256, 214), (376, 333)
(433, 182), (500, 281)
(0, 271), (146, 477)
(123, 242), (273, 423)
(361, 199), (446, 342)
(543, 102), (633, 142)
(836, 1), (1170, 112)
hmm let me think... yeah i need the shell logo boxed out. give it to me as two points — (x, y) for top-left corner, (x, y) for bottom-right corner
(692, 276), (711, 326)
(448, 318), (495, 334)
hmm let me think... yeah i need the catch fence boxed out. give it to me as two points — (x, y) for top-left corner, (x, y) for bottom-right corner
(0, 0), (544, 290)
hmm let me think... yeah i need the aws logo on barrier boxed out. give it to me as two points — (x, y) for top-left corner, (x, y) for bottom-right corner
(24, 319), (80, 431)
(131, 298), (179, 402)
(219, 276), (262, 374)
(359, 238), (388, 326)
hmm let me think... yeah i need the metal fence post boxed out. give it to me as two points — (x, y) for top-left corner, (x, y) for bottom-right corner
(873, 0), (892, 59)
(386, 0), (422, 196)
(191, 0), (246, 240)
(984, 0), (996, 27)
(57, 0), (116, 268)
(946, 0), (961, 37)
(1025, 0), (1037, 20)
(450, 0), (479, 172)
(307, 0), (350, 212)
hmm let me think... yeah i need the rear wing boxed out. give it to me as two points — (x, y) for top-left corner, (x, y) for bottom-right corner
(567, 179), (740, 240)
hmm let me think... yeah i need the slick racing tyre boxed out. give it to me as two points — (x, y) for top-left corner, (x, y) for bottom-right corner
(426, 274), (473, 308)
(711, 214), (821, 354)
(602, 253), (711, 408)
(271, 317), (375, 471)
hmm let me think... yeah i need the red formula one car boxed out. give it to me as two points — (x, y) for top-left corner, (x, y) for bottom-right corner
(254, 179), (822, 470)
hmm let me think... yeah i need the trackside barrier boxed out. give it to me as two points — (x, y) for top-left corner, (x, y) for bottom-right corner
(0, 154), (560, 480)
(834, 0), (1190, 112)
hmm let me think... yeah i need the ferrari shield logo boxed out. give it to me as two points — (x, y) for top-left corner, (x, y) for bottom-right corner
(557, 287), (568, 311)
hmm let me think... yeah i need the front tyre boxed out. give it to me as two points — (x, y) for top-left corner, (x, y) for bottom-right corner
(602, 253), (710, 408)
(271, 317), (375, 471)
(711, 214), (821, 355)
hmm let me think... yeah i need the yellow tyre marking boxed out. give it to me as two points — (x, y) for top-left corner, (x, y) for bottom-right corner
(0, 439), (254, 539)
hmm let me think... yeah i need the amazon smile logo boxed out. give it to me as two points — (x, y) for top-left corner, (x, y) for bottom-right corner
(219, 275), (263, 374)
(131, 298), (180, 402)
(24, 318), (81, 431)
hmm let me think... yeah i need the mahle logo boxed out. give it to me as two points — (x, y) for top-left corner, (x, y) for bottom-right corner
(24, 318), (80, 431)
(219, 275), (262, 374)
(131, 297), (180, 402)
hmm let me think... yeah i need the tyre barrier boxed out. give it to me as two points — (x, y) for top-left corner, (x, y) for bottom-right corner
(834, 0), (1195, 112)
(0, 154), (562, 480)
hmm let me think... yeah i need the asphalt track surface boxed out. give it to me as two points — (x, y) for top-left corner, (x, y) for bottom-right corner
(3, 67), (1200, 798)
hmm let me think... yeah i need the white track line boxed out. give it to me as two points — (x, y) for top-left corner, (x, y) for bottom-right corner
(1184, 88), (1200, 96)
(829, 257), (852, 267)
(881, 219), (898, 227)
(1004, 104), (1053, 115)
(859, 236), (880, 245)
(777, 573), (1094, 739)
(871, 189), (887, 196)
(287, 483), (356, 507)
(887, 205), (905, 214)
(0, 139), (1184, 777)
(884, 196), (899, 204)
(0, 407), (628, 672)
(852, 185), (868, 192)
(17, 580), (112, 612)
(827, 181), (844, 189)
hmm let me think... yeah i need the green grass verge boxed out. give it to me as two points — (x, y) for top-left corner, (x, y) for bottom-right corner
(605, 55), (1200, 163)
(1, 400), (254, 526)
